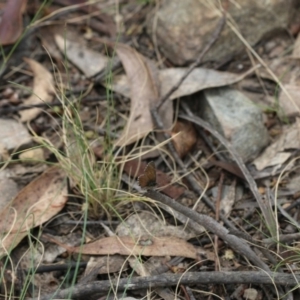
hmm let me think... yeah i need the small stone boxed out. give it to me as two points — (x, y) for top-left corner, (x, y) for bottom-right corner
(200, 87), (269, 162)
(19, 148), (44, 164)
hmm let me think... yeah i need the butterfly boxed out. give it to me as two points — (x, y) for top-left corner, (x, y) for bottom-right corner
(138, 161), (157, 189)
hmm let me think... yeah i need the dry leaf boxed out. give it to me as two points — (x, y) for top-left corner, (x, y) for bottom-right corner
(0, 0), (27, 45)
(20, 58), (54, 122)
(55, 35), (109, 77)
(72, 236), (199, 259)
(253, 119), (300, 171)
(111, 67), (253, 101)
(112, 43), (172, 146)
(171, 120), (197, 157)
(123, 159), (185, 199)
(278, 84), (300, 117)
(0, 166), (67, 257)
(39, 26), (64, 63)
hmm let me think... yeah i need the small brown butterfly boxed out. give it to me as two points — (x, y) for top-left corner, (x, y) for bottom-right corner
(138, 161), (157, 189)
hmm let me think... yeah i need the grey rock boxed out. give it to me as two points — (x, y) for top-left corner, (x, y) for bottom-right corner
(200, 87), (269, 162)
(147, 0), (296, 65)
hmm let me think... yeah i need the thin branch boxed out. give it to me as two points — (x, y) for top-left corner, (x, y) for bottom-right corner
(145, 189), (269, 272)
(179, 110), (277, 238)
(33, 271), (300, 300)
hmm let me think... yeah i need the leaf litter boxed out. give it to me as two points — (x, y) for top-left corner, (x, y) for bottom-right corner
(253, 118), (300, 171)
(2, 1), (300, 299)
(19, 58), (55, 122)
(0, 166), (67, 257)
(0, 0), (27, 45)
(110, 42), (173, 147)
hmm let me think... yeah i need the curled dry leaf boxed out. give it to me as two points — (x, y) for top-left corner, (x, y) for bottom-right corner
(20, 58), (54, 122)
(111, 43), (172, 147)
(72, 236), (199, 259)
(0, 166), (67, 257)
(0, 0), (27, 45)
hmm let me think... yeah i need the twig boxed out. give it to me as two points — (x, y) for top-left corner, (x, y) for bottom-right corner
(215, 172), (224, 223)
(33, 271), (300, 300)
(185, 286), (197, 300)
(179, 109), (277, 238)
(145, 189), (269, 272)
(24, 262), (87, 274)
(263, 232), (300, 246)
(214, 172), (224, 271)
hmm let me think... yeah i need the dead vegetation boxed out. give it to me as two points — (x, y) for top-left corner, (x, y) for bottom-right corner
(1, 0), (300, 299)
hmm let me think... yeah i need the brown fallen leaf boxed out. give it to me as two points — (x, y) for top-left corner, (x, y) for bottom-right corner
(0, 166), (67, 257)
(20, 58), (54, 122)
(110, 67), (254, 101)
(0, 0), (27, 45)
(110, 43), (172, 147)
(72, 236), (199, 259)
(123, 159), (185, 199)
(171, 120), (197, 158)
(39, 26), (64, 65)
